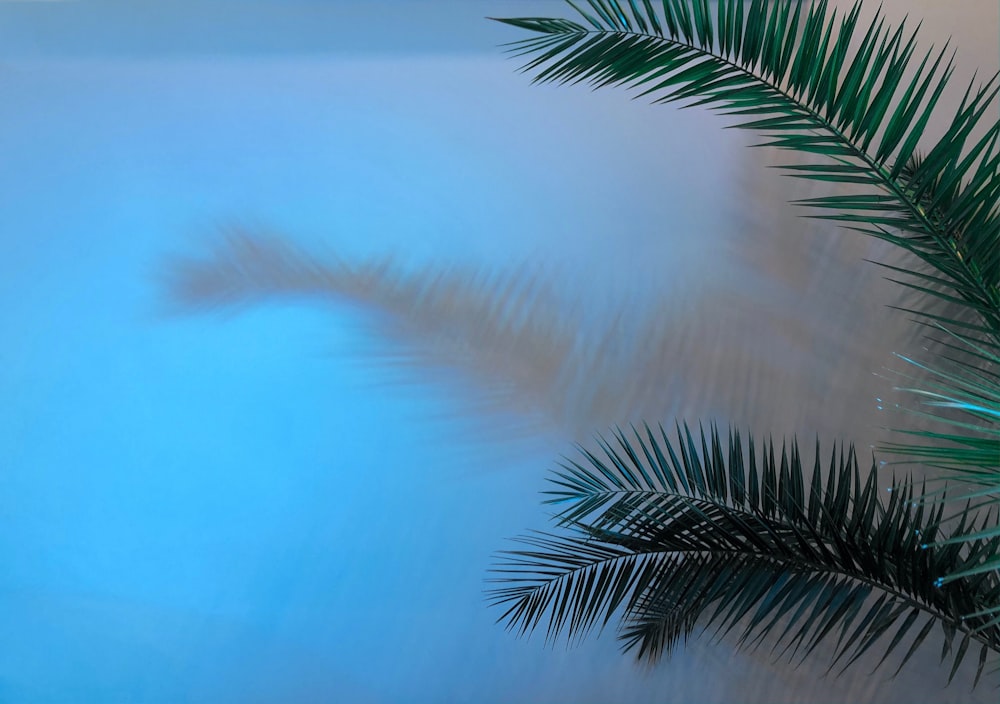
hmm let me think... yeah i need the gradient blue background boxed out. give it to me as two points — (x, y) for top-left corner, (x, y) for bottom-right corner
(1, 1), (997, 702)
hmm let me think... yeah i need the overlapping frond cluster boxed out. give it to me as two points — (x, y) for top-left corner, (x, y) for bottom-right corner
(490, 0), (1000, 641)
(488, 424), (1000, 684)
(491, 0), (1000, 341)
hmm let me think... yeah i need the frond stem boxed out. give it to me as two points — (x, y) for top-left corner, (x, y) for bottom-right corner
(501, 539), (999, 651)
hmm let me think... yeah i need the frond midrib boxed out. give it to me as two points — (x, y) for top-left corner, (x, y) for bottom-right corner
(494, 537), (999, 651)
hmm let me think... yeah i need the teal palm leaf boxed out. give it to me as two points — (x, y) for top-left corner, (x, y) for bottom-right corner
(881, 330), (1000, 591)
(490, 0), (1000, 343)
(488, 424), (1000, 685)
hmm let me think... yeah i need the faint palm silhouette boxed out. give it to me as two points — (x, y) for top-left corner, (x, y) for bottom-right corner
(161, 195), (933, 454)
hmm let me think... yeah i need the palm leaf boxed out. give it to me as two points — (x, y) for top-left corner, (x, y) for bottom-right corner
(879, 328), (1000, 617)
(489, 0), (1000, 343)
(488, 423), (1000, 685)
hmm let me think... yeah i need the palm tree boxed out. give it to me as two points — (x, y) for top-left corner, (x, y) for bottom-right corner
(486, 0), (1000, 686)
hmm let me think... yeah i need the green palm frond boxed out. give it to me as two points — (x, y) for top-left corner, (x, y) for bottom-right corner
(885, 331), (1000, 479)
(490, 0), (1000, 341)
(488, 424), (1000, 685)
(880, 328), (1000, 605)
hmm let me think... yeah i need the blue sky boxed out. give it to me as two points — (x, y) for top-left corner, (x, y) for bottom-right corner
(0, 1), (997, 702)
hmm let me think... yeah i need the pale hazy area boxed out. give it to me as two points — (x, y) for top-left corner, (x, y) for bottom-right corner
(0, 1), (997, 703)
